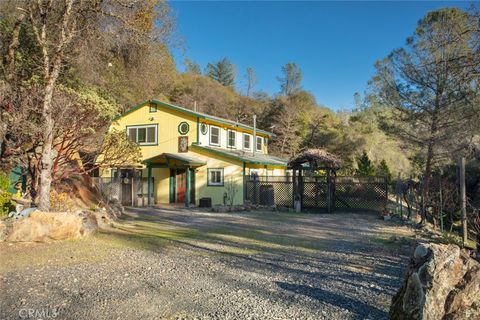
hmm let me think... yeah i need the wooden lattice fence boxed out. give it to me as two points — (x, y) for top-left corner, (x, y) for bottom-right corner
(245, 175), (388, 212)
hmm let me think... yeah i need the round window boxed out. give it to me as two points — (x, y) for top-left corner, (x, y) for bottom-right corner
(178, 122), (190, 135)
(200, 123), (208, 135)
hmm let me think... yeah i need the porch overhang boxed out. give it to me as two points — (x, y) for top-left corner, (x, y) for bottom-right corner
(142, 152), (206, 168)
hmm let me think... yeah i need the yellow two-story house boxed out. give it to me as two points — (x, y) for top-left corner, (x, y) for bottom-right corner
(100, 100), (288, 207)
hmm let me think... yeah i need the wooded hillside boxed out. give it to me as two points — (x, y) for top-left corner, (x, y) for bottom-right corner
(1, 1), (479, 211)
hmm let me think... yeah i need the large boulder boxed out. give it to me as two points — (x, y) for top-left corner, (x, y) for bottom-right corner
(390, 242), (480, 320)
(5, 211), (97, 242)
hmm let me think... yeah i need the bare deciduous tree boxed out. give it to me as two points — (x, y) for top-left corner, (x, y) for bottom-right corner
(1, 0), (173, 210)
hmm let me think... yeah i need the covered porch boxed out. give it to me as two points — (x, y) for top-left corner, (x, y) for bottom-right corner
(143, 153), (206, 208)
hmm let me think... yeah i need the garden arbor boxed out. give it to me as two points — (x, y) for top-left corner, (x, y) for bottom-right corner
(245, 149), (388, 212)
(288, 149), (342, 213)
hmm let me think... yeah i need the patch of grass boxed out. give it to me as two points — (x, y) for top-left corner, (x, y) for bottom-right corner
(373, 237), (399, 247)
(98, 219), (202, 251)
(204, 226), (325, 253)
(372, 233), (413, 248)
(440, 231), (477, 249)
(0, 237), (116, 273)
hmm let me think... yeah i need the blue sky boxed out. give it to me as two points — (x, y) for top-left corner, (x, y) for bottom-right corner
(170, 1), (472, 110)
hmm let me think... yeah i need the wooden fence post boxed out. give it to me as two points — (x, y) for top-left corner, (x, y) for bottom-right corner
(299, 169), (303, 211)
(327, 170), (332, 213)
(459, 157), (468, 246)
(292, 168), (296, 209)
(385, 176), (389, 211)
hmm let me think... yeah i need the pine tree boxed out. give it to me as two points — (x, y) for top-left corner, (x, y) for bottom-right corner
(205, 58), (236, 87)
(277, 63), (302, 96)
(377, 159), (392, 182)
(356, 151), (376, 176)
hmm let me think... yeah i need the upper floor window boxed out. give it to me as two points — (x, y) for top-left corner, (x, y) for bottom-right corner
(149, 104), (157, 113)
(243, 133), (251, 150)
(127, 125), (157, 145)
(256, 136), (263, 151)
(210, 125), (220, 146)
(227, 130), (236, 148)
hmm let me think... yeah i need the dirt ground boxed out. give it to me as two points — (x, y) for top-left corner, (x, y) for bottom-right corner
(0, 208), (419, 320)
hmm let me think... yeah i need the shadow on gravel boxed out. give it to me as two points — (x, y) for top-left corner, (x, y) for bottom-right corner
(108, 207), (412, 317)
(276, 282), (388, 320)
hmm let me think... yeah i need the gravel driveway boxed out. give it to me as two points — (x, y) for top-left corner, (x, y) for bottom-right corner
(0, 208), (418, 320)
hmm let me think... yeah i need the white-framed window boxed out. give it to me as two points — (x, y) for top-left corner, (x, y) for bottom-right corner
(227, 130), (236, 148)
(127, 124), (157, 145)
(207, 168), (224, 186)
(210, 125), (220, 146)
(256, 136), (263, 151)
(243, 133), (251, 150)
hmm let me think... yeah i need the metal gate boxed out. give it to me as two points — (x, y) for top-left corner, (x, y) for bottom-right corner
(245, 175), (388, 212)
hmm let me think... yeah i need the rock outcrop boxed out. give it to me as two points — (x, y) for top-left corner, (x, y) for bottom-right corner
(390, 242), (480, 320)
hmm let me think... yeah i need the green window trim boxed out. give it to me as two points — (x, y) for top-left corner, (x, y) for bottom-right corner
(149, 104), (157, 113)
(207, 168), (224, 186)
(209, 125), (221, 146)
(178, 121), (190, 135)
(200, 123), (208, 135)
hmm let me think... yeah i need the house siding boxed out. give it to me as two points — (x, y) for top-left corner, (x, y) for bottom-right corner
(101, 101), (285, 206)
(110, 104), (198, 159)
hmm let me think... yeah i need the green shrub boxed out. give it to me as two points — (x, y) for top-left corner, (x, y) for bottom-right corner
(0, 172), (13, 216)
(0, 172), (9, 191)
(0, 192), (13, 216)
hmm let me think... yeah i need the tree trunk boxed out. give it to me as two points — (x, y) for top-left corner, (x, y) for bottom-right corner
(37, 82), (56, 211)
(420, 142), (434, 224)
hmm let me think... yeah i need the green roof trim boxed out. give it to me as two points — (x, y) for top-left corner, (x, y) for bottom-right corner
(190, 144), (287, 166)
(143, 153), (207, 166)
(113, 99), (276, 137)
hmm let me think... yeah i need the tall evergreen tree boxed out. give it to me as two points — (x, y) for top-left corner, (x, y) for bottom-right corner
(377, 159), (392, 182)
(372, 8), (480, 222)
(356, 151), (376, 176)
(205, 57), (236, 87)
(277, 63), (302, 96)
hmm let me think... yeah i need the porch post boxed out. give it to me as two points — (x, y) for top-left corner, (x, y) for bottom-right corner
(185, 167), (190, 208)
(147, 165), (152, 206)
(243, 162), (246, 203)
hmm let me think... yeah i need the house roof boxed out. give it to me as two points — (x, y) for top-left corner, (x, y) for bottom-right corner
(143, 153), (207, 167)
(114, 99), (276, 137)
(190, 144), (288, 166)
